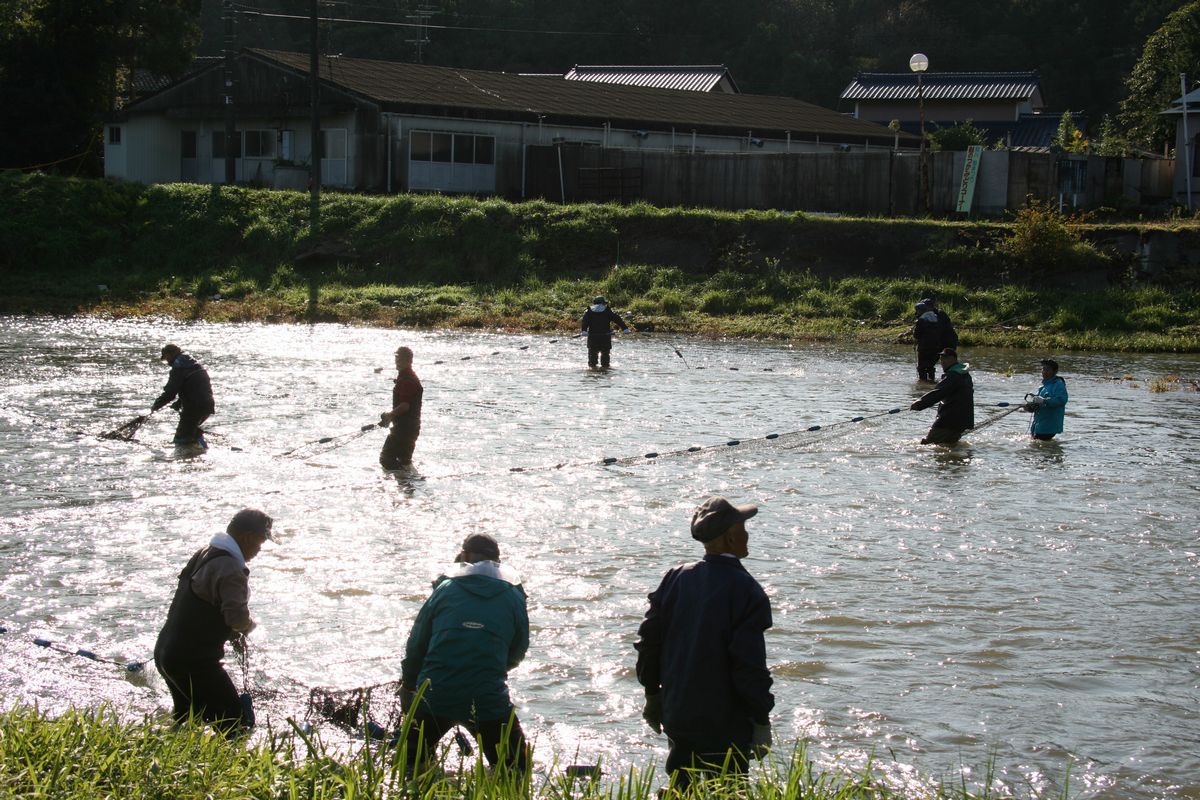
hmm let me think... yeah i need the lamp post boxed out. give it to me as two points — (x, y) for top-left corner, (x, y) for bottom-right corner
(909, 52), (929, 213)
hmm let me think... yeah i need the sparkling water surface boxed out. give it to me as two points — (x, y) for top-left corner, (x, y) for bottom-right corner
(0, 316), (1197, 798)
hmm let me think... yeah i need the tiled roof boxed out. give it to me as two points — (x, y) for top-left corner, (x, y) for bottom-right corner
(841, 71), (1042, 104)
(240, 49), (907, 143)
(564, 65), (737, 93)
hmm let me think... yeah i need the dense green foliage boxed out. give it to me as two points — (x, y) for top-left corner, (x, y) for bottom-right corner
(0, 0), (200, 172)
(0, 703), (1062, 799)
(929, 121), (988, 152)
(1120, 0), (1200, 152)
(2, 172), (1199, 352)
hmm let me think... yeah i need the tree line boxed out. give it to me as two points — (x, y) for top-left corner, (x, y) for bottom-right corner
(1, 0), (1196, 175)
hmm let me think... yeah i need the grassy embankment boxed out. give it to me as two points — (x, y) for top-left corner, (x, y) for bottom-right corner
(3, 171), (1199, 352)
(0, 703), (1055, 800)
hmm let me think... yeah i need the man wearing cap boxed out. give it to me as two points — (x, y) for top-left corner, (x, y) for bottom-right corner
(910, 348), (974, 445)
(635, 497), (774, 790)
(152, 344), (215, 447)
(911, 301), (944, 382)
(153, 508), (273, 737)
(379, 346), (423, 469)
(399, 534), (530, 773)
(580, 295), (630, 369)
(1023, 359), (1068, 440)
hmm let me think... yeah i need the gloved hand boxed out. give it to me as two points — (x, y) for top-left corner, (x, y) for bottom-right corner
(170, 399), (182, 412)
(750, 721), (772, 760)
(399, 683), (417, 711)
(1029, 395), (1046, 406)
(642, 693), (663, 733)
(1021, 403), (1036, 412)
(909, 401), (920, 411)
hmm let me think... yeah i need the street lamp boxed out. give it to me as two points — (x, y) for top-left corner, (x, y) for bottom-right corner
(909, 52), (930, 212)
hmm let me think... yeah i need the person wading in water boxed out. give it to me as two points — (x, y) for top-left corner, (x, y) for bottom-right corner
(379, 346), (423, 469)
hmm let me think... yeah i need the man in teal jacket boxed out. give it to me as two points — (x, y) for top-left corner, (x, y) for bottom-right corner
(399, 534), (530, 772)
(1024, 358), (1068, 440)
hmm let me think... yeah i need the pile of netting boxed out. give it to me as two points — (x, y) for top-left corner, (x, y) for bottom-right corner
(306, 680), (404, 739)
(98, 415), (151, 441)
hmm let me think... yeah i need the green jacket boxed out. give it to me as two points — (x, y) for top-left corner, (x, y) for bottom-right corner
(401, 562), (529, 721)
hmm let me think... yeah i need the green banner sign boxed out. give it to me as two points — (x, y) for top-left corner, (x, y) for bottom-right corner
(955, 145), (984, 213)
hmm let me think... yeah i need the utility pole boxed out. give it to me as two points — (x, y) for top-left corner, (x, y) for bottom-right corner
(406, 6), (437, 63)
(310, 0), (321, 235)
(222, 0), (237, 185)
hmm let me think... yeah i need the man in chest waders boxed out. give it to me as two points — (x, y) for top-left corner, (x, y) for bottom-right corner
(580, 296), (629, 369)
(379, 346), (423, 469)
(152, 344), (215, 447)
(154, 509), (273, 737)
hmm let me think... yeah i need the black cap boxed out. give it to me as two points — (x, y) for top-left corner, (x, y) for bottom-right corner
(593, 295), (607, 305)
(691, 496), (758, 542)
(227, 508), (273, 539)
(160, 343), (181, 362)
(1039, 358), (1059, 371)
(460, 533), (500, 561)
(938, 348), (957, 358)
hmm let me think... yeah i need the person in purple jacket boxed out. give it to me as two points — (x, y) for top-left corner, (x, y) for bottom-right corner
(635, 496), (774, 791)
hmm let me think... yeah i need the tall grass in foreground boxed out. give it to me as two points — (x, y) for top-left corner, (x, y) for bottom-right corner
(0, 704), (1068, 800)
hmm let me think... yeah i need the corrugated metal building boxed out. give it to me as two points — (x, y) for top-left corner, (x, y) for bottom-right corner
(840, 70), (1078, 150)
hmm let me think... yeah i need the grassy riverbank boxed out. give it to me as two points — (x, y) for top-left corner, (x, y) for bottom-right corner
(3, 171), (1199, 351)
(0, 704), (1056, 799)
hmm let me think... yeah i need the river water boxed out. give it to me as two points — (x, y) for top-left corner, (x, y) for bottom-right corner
(0, 315), (1197, 798)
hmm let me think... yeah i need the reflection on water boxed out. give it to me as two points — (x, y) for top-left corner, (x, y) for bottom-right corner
(1, 316), (1199, 799)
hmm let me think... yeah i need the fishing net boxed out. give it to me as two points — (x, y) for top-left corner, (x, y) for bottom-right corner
(99, 415), (149, 441)
(305, 680), (404, 738)
(970, 405), (1025, 433)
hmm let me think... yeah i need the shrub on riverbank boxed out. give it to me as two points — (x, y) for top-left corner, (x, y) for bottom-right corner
(0, 704), (1057, 799)
(2, 172), (1199, 351)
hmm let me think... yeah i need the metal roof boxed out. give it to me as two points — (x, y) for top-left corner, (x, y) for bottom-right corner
(153, 49), (908, 144)
(564, 65), (738, 93)
(841, 71), (1042, 104)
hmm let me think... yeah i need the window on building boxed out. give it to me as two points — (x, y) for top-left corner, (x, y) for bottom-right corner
(411, 131), (432, 161)
(278, 130), (294, 162)
(473, 136), (495, 165)
(319, 129), (347, 159)
(244, 130), (276, 158)
(108, 127), (121, 145)
(410, 131), (495, 164)
(180, 131), (197, 159)
(212, 130), (242, 159)
(431, 133), (452, 162)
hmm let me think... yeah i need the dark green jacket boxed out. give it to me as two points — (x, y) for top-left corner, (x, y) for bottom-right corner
(401, 562), (529, 721)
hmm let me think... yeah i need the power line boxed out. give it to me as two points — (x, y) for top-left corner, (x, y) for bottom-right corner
(231, 5), (635, 38)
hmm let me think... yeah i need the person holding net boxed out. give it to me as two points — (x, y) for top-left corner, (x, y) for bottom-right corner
(398, 534), (530, 773)
(152, 344), (214, 448)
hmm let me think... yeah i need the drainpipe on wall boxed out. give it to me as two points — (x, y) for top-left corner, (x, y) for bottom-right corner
(520, 122), (527, 199)
(384, 113), (392, 194)
(1182, 73), (1193, 211)
(786, 131), (791, 153)
(691, 130), (696, 155)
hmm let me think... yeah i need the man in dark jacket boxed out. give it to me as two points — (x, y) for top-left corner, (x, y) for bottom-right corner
(154, 508), (273, 737)
(910, 348), (974, 445)
(379, 346), (423, 469)
(399, 534), (530, 773)
(635, 497), (774, 791)
(923, 296), (959, 350)
(580, 295), (629, 369)
(911, 301), (943, 382)
(152, 344), (215, 447)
